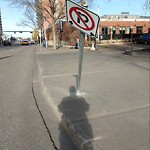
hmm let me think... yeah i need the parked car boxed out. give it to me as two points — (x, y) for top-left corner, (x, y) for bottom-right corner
(21, 40), (29, 45)
(3, 40), (11, 46)
(133, 34), (150, 45)
(30, 40), (35, 44)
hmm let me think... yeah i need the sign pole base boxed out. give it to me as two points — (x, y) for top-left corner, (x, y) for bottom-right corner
(71, 90), (86, 97)
(90, 41), (95, 50)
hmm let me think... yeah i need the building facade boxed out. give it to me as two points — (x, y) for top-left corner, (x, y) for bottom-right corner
(37, 0), (150, 45)
(98, 13), (150, 41)
(57, 12), (150, 45)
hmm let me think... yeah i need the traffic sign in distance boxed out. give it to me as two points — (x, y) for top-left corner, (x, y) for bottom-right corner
(66, 0), (100, 37)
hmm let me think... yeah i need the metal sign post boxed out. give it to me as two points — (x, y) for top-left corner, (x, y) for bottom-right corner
(71, 31), (86, 97)
(66, 0), (100, 97)
(75, 31), (86, 97)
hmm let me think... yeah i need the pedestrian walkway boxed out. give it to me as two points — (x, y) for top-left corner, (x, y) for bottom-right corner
(34, 45), (149, 150)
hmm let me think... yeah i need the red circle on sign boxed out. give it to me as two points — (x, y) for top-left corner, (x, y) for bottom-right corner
(69, 7), (95, 31)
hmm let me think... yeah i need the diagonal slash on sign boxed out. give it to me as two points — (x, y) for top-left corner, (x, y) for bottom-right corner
(69, 7), (95, 31)
(75, 9), (89, 29)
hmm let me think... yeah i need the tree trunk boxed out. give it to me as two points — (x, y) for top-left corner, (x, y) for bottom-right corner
(52, 19), (56, 49)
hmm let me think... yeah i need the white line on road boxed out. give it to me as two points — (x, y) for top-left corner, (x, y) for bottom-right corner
(89, 104), (150, 119)
(42, 69), (117, 78)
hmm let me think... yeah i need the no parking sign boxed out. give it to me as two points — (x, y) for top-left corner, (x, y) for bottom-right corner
(66, 0), (100, 37)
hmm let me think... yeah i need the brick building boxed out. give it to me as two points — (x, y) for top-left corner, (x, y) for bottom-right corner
(37, 0), (150, 46)
(100, 13), (150, 34)
(99, 12), (150, 41)
(56, 12), (150, 45)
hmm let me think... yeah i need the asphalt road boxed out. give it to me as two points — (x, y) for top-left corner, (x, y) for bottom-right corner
(0, 44), (55, 150)
(0, 43), (149, 150)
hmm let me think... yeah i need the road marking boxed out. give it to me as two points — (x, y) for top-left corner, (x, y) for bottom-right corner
(81, 136), (104, 149)
(42, 73), (76, 78)
(70, 104), (150, 123)
(93, 136), (104, 141)
(88, 104), (150, 119)
(42, 69), (117, 78)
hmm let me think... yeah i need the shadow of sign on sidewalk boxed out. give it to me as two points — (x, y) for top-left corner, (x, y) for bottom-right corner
(58, 86), (93, 150)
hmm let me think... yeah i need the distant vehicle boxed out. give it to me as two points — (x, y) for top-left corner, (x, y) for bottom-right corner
(3, 40), (11, 46)
(30, 40), (35, 44)
(133, 34), (150, 45)
(21, 40), (29, 45)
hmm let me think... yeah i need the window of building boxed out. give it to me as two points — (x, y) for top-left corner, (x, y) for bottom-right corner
(102, 27), (108, 34)
(126, 27), (133, 34)
(119, 26), (126, 34)
(136, 26), (143, 34)
(129, 27), (133, 34)
(148, 28), (150, 34)
(112, 26), (116, 34)
(109, 26), (116, 34)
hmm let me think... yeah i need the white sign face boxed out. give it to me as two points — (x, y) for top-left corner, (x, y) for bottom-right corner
(66, 0), (100, 37)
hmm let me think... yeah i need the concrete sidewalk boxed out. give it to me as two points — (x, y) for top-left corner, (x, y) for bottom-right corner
(34, 46), (149, 150)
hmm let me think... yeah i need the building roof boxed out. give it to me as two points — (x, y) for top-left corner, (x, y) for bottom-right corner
(101, 12), (150, 19)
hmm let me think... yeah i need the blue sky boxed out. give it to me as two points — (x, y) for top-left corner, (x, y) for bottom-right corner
(0, 0), (149, 38)
(0, 1), (32, 38)
(91, 0), (148, 16)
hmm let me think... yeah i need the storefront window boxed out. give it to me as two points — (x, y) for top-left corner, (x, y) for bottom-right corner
(119, 26), (126, 34)
(136, 26), (143, 34)
(102, 27), (108, 34)
(112, 26), (116, 34)
(148, 28), (150, 34)
(129, 27), (133, 34)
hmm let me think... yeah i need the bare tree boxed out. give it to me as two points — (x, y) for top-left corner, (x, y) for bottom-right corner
(16, 8), (37, 30)
(37, 0), (93, 49)
(38, 0), (66, 49)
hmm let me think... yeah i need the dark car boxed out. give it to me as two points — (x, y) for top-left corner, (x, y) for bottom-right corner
(134, 34), (150, 45)
(3, 40), (11, 46)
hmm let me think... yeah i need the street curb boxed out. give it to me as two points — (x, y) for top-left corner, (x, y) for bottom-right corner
(32, 51), (60, 149)
(107, 45), (150, 52)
